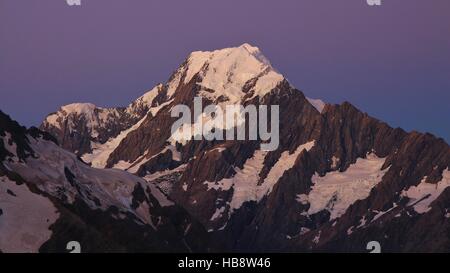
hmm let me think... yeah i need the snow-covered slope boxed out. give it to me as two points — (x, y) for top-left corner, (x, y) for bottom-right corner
(9, 137), (172, 213)
(0, 175), (59, 253)
(2, 125), (172, 228)
(168, 43), (284, 103)
(401, 170), (450, 214)
(1, 111), (207, 252)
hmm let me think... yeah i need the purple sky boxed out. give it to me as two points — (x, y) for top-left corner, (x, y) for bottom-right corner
(1, 0), (449, 142)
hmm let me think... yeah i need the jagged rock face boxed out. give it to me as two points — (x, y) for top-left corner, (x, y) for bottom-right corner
(39, 84), (166, 157)
(166, 93), (449, 252)
(217, 104), (450, 252)
(169, 83), (323, 230)
(0, 111), (209, 252)
(41, 103), (125, 155)
(34, 43), (450, 252)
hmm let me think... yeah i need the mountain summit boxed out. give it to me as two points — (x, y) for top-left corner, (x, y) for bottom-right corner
(41, 44), (324, 160)
(1, 44), (448, 252)
(173, 43), (283, 102)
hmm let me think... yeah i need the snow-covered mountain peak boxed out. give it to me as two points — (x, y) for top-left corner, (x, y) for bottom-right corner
(166, 43), (285, 102)
(44, 102), (101, 128)
(238, 43), (272, 66)
(239, 42), (260, 53)
(186, 43), (267, 69)
(61, 102), (98, 114)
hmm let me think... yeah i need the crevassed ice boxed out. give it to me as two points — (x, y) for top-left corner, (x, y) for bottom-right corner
(305, 154), (389, 220)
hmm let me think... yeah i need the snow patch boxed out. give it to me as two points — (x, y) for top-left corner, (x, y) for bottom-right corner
(305, 154), (388, 220)
(143, 164), (186, 182)
(264, 141), (315, 193)
(127, 84), (161, 115)
(306, 98), (325, 113)
(401, 169), (450, 214)
(206, 140), (315, 214)
(0, 176), (59, 253)
(331, 156), (339, 169)
(371, 204), (397, 222)
(210, 206), (226, 221)
(204, 179), (234, 192)
(82, 113), (147, 168)
(312, 231), (321, 244)
(150, 99), (173, 116)
(147, 183), (174, 207)
(296, 194), (309, 205)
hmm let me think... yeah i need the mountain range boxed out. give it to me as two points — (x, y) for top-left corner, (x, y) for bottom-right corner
(1, 43), (449, 252)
